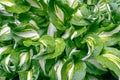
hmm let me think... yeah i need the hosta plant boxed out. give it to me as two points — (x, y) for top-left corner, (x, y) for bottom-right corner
(0, 0), (120, 80)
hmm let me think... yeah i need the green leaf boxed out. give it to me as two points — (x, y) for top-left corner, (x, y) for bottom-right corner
(70, 4), (91, 26)
(0, 67), (8, 78)
(71, 60), (86, 80)
(49, 67), (58, 80)
(0, 46), (12, 61)
(0, 0), (30, 13)
(84, 75), (99, 80)
(48, 0), (66, 30)
(86, 59), (107, 75)
(0, 33), (12, 42)
(109, 2), (120, 23)
(61, 58), (73, 80)
(99, 32), (120, 46)
(61, 58), (86, 80)
(0, 0), (120, 79)
(85, 34), (103, 57)
(23, 39), (33, 47)
(15, 29), (39, 40)
(71, 27), (87, 40)
(71, 18), (90, 26)
(33, 38), (65, 59)
(45, 38), (66, 59)
(18, 52), (31, 71)
(97, 54), (120, 76)
(39, 35), (55, 54)
(102, 47), (120, 57)
(31, 60), (40, 80)
(19, 70), (32, 80)
(65, 38), (76, 56)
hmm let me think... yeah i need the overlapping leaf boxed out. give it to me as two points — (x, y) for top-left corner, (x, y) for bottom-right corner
(0, 0), (120, 80)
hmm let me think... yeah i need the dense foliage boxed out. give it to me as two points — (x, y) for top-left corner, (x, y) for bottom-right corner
(0, 0), (120, 80)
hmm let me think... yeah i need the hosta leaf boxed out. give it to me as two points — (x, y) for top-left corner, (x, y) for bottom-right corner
(45, 38), (65, 59)
(48, 0), (66, 31)
(0, 0), (15, 7)
(5, 5), (30, 14)
(49, 67), (58, 80)
(0, 46), (12, 61)
(97, 54), (120, 76)
(55, 0), (74, 24)
(71, 18), (90, 26)
(56, 0), (81, 9)
(26, 0), (40, 8)
(18, 52), (31, 71)
(86, 59), (107, 75)
(31, 60), (40, 80)
(82, 34), (103, 60)
(61, 58), (86, 80)
(33, 38), (65, 59)
(61, 58), (73, 80)
(70, 4), (91, 26)
(99, 32), (120, 46)
(102, 47), (120, 57)
(19, 70), (32, 80)
(39, 35), (55, 54)
(47, 23), (57, 37)
(71, 27), (87, 40)
(55, 5), (64, 22)
(71, 60), (86, 80)
(53, 60), (64, 80)
(0, 0), (30, 13)
(65, 38), (76, 56)
(0, 0), (120, 80)
(0, 68), (7, 77)
(85, 34), (103, 57)
(0, 25), (11, 36)
(23, 39), (34, 47)
(84, 75), (99, 80)
(0, 33), (12, 42)
(1, 54), (11, 73)
(109, 2), (120, 23)
(10, 48), (21, 66)
(0, 67), (14, 79)
(15, 30), (39, 40)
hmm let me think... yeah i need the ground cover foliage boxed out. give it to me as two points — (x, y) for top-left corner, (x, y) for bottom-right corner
(0, 0), (120, 80)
